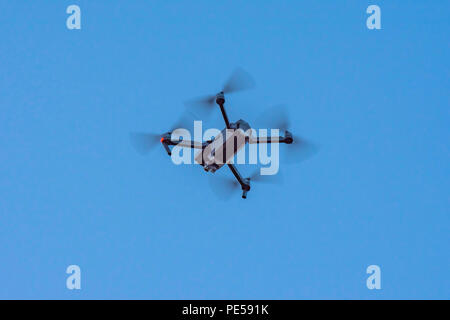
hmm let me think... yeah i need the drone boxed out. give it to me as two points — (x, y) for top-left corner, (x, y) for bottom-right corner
(130, 69), (315, 199)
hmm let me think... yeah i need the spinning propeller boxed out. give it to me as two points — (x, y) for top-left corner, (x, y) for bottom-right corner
(185, 68), (255, 115)
(129, 113), (194, 155)
(254, 105), (319, 164)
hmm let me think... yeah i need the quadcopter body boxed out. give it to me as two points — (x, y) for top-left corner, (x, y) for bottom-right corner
(131, 69), (306, 199)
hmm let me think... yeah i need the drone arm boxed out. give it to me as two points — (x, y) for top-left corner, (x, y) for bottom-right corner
(248, 130), (293, 144)
(161, 139), (208, 156)
(227, 164), (250, 199)
(161, 141), (172, 155)
(218, 103), (231, 129)
(248, 136), (281, 144)
(171, 140), (205, 149)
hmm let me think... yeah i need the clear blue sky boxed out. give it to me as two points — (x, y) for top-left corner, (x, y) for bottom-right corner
(1, 1), (448, 299)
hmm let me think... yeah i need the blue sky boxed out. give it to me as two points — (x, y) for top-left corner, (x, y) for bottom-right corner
(0, 1), (448, 299)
